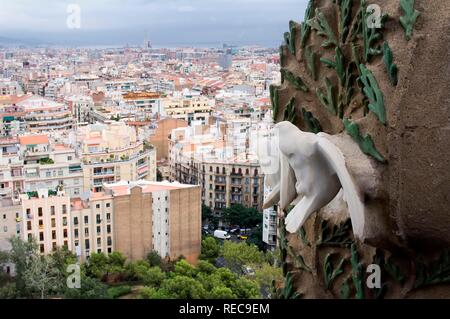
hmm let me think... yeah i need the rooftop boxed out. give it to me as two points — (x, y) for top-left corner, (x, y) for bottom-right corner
(19, 135), (49, 145)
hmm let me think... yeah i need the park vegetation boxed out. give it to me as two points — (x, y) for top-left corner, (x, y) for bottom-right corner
(0, 236), (281, 299)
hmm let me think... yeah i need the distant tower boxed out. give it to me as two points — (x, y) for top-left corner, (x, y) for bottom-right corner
(144, 31), (152, 49)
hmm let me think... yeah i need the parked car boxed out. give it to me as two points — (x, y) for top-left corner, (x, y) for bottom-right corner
(238, 235), (248, 240)
(214, 230), (231, 240)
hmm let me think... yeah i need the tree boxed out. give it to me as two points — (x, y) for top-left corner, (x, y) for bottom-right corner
(200, 236), (221, 263)
(84, 252), (109, 279)
(7, 237), (38, 297)
(196, 260), (216, 274)
(84, 252), (126, 282)
(247, 224), (266, 251)
(221, 241), (265, 272)
(210, 286), (237, 299)
(63, 275), (109, 299)
(23, 255), (63, 299)
(222, 204), (262, 228)
(146, 251), (162, 267)
(202, 204), (213, 221)
(140, 267), (166, 286)
(174, 259), (197, 277)
(230, 277), (261, 299)
(50, 246), (77, 273)
(159, 275), (207, 299)
(254, 263), (283, 298)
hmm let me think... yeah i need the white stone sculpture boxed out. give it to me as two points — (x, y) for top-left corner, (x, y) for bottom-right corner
(256, 121), (365, 238)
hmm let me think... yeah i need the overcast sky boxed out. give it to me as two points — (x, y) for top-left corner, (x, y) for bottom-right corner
(0, 0), (309, 47)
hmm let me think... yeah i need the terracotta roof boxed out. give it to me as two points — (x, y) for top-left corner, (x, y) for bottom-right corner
(123, 92), (160, 100)
(19, 135), (49, 145)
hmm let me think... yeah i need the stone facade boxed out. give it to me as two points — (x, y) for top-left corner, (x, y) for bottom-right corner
(271, 0), (450, 299)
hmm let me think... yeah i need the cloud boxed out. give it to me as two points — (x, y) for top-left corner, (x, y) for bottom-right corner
(0, 0), (309, 46)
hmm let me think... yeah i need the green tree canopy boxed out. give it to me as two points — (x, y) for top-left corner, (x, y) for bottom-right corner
(200, 236), (221, 263)
(221, 241), (265, 271)
(222, 204), (262, 228)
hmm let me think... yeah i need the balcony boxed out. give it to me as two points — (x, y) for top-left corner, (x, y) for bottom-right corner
(0, 187), (12, 195)
(93, 170), (115, 176)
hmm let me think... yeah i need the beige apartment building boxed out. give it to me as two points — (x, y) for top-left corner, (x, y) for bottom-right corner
(168, 121), (265, 213)
(105, 181), (201, 264)
(0, 181), (201, 264)
(162, 96), (213, 125)
(19, 189), (72, 254)
(78, 122), (157, 192)
(70, 193), (114, 259)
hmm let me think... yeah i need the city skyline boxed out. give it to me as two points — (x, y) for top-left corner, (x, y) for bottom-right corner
(0, 0), (309, 48)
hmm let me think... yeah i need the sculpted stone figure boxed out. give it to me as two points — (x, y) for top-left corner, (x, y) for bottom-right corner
(257, 121), (365, 238)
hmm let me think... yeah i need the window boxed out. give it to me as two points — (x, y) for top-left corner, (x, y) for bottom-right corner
(74, 229), (79, 238)
(39, 232), (44, 241)
(2, 214), (5, 220)
(63, 241), (68, 247)
(38, 207), (43, 217)
(63, 229), (68, 238)
(51, 218), (55, 228)
(107, 225), (111, 233)
(50, 206), (55, 215)
(85, 228), (89, 236)
(97, 226), (101, 234)
(74, 217), (78, 225)
(108, 247), (112, 253)
(63, 217), (67, 226)
(58, 170), (63, 176)
(26, 208), (31, 218)
(106, 213), (111, 221)
(107, 237), (112, 246)
(52, 230), (56, 240)
(97, 249), (102, 253)
(106, 203), (110, 208)
(28, 234), (32, 241)
(84, 216), (88, 224)
(96, 214), (101, 224)
(96, 204), (100, 209)
(85, 239), (90, 249)
(46, 171), (51, 177)
(40, 244), (44, 253)
(3, 226), (7, 233)
(62, 205), (67, 214)
(97, 238), (101, 245)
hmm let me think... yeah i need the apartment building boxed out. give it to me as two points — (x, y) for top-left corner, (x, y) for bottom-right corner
(122, 92), (165, 118)
(168, 120), (265, 212)
(105, 181), (201, 263)
(162, 95), (213, 125)
(20, 135), (83, 198)
(0, 104), (27, 137)
(70, 193), (114, 260)
(78, 122), (157, 192)
(0, 80), (23, 96)
(16, 95), (73, 133)
(148, 118), (188, 162)
(0, 137), (24, 198)
(19, 189), (72, 254)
